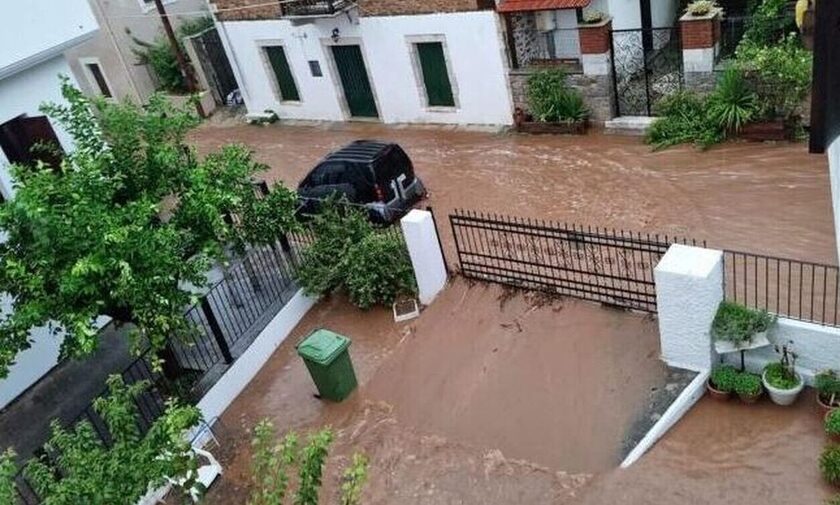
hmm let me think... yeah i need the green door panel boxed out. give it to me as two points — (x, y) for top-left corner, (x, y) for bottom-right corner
(331, 45), (379, 118)
(265, 46), (300, 101)
(416, 42), (455, 107)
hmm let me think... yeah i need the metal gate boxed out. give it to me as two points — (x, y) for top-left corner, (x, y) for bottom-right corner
(449, 210), (703, 312)
(610, 27), (683, 116)
(185, 27), (238, 104)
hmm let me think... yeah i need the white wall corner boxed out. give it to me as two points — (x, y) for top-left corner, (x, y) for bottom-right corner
(682, 47), (715, 73)
(828, 137), (840, 267)
(400, 209), (447, 305)
(654, 244), (723, 372)
(581, 53), (611, 76)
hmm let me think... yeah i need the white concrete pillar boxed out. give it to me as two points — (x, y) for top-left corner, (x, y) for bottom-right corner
(654, 244), (724, 372)
(400, 209), (447, 305)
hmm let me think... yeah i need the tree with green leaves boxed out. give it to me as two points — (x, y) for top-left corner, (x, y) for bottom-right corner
(247, 419), (368, 505)
(0, 376), (202, 505)
(0, 79), (298, 377)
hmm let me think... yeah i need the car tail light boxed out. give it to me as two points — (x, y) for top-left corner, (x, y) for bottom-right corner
(374, 184), (385, 202)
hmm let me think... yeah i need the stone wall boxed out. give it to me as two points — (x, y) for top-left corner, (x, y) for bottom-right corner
(212, 0), (486, 21)
(684, 71), (716, 94)
(510, 69), (615, 123)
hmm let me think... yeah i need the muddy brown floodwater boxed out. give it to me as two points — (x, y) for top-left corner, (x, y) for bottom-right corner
(190, 119), (835, 264)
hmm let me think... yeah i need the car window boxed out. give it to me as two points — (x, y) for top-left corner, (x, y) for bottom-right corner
(308, 162), (347, 186)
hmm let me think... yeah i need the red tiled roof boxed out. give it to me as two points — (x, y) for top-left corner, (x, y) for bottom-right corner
(497, 0), (591, 13)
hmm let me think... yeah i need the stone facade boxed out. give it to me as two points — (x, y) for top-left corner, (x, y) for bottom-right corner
(212, 0), (489, 21)
(510, 68), (615, 122)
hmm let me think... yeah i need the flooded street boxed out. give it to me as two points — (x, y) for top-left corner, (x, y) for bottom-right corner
(190, 120), (835, 264)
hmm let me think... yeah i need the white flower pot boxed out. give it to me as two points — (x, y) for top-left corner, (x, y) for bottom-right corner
(762, 370), (804, 406)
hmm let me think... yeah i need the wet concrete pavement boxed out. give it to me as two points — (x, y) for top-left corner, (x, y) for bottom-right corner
(190, 120), (835, 264)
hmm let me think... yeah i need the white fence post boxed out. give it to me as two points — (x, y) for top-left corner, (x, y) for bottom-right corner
(400, 209), (447, 305)
(654, 244), (723, 372)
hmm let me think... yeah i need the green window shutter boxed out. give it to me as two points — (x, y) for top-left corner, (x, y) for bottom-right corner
(265, 46), (300, 101)
(416, 42), (455, 107)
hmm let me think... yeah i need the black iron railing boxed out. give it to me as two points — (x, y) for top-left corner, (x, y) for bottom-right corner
(449, 209), (703, 313)
(279, 0), (352, 17)
(724, 250), (840, 327)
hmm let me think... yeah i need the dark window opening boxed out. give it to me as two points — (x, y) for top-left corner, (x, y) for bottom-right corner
(264, 46), (300, 101)
(86, 62), (112, 98)
(0, 115), (65, 170)
(415, 42), (455, 108)
(308, 60), (323, 77)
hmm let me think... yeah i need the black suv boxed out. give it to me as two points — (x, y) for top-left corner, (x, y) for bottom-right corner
(297, 140), (426, 223)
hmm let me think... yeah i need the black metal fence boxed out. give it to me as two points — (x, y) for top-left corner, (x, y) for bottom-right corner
(449, 209), (703, 312)
(724, 250), (840, 327)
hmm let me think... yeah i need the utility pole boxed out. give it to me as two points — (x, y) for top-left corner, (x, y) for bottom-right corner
(152, 0), (205, 117)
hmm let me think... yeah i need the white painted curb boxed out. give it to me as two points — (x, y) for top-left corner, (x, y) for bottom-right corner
(620, 369), (709, 468)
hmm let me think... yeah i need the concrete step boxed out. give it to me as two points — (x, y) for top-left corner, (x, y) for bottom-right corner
(605, 116), (657, 136)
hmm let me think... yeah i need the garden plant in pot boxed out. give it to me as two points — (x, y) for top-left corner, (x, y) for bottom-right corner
(817, 370), (840, 413)
(826, 409), (840, 443)
(762, 341), (804, 406)
(518, 69), (589, 135)
(707, 364), (738, 400)
(733, 372), (763, 403)
(711, 301), (775, 368)
(821, 445), (840, 486)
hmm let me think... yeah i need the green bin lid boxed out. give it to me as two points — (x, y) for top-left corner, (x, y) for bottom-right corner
(297, 329), (351, 365)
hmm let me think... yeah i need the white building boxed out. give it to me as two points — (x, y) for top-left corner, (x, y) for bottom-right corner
(0, 0), (99, 409)
(212, 0), (514, 126)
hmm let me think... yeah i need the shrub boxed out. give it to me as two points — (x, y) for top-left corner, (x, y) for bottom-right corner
(764, 362), (801, 389)
(735, 34), (812, 120)
(526, 69), (589, 122)
(817, 370), (840, 405)
(827, 410), (840, 437)
(646, 91), (723, 150)
(707, 67), (758, 133)
(821, 445), (840, 485)
(295, 200), (416, 309)
(132, 17), (214, 94)
(734, 372), (762, 397)
(710, 365), (739, 392)
(827, 495), (840, 505)
(344, 233), (417, 310)
(0, 450), (15, 505)
(711, 301), (774, 345)
(740, 0), (796, 48)
(582, 10), (605, 23)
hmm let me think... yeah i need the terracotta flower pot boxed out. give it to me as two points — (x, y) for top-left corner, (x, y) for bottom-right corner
(818, 394), (836, 415)
(706, 379), (731, 401)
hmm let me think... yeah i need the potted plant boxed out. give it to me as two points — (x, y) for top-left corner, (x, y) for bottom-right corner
(821, 445), (840, 486)
(711, 301), (775, 359)
(762, 341), (805, 406)
(684, 0), (723, 17)
(827, 410), (840, 443)
(816, 370), (840, 413)
(734, 372), (763, 403)
(581, 10), (605, 24)
(518, 69), (589, 135)
(707, 364), (738, 401)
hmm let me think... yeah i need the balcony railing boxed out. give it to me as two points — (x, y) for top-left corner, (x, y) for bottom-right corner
(279, 0), (354, 17)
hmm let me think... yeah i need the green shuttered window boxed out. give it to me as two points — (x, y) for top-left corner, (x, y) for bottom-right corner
(264, 46), (300, 102)
(416, 42), (455, 107)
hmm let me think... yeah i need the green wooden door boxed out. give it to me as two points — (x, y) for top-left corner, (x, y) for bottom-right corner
(416, 42), (455, 107)
(331, 45), (378, 118)
(264, 46), (300, 101)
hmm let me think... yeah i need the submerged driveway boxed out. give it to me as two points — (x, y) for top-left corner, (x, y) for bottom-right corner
(190, 119), (835, 264)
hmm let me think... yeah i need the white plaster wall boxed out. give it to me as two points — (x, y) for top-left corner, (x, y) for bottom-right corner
(197, 289), (316, 422)
(219, 10), (513, 125)
(651, 0), (680, 27)
(683, 47), (715, 72)
(607, 0), (642, 29)
(0, 296), (63, 409)
(0, 0), (97, 77)
(654, 244), (723, 372)
(723, 318), (840, 385)
(829, 137), (840, 266)
(401, 210), (447, 305)
(0, 55), (79, 199)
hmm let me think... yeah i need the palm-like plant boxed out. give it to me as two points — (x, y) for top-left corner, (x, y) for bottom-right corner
(708, 67), (759, 133)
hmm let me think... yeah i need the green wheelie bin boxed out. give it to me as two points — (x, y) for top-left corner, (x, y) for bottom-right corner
(297, 329), (358, 402)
